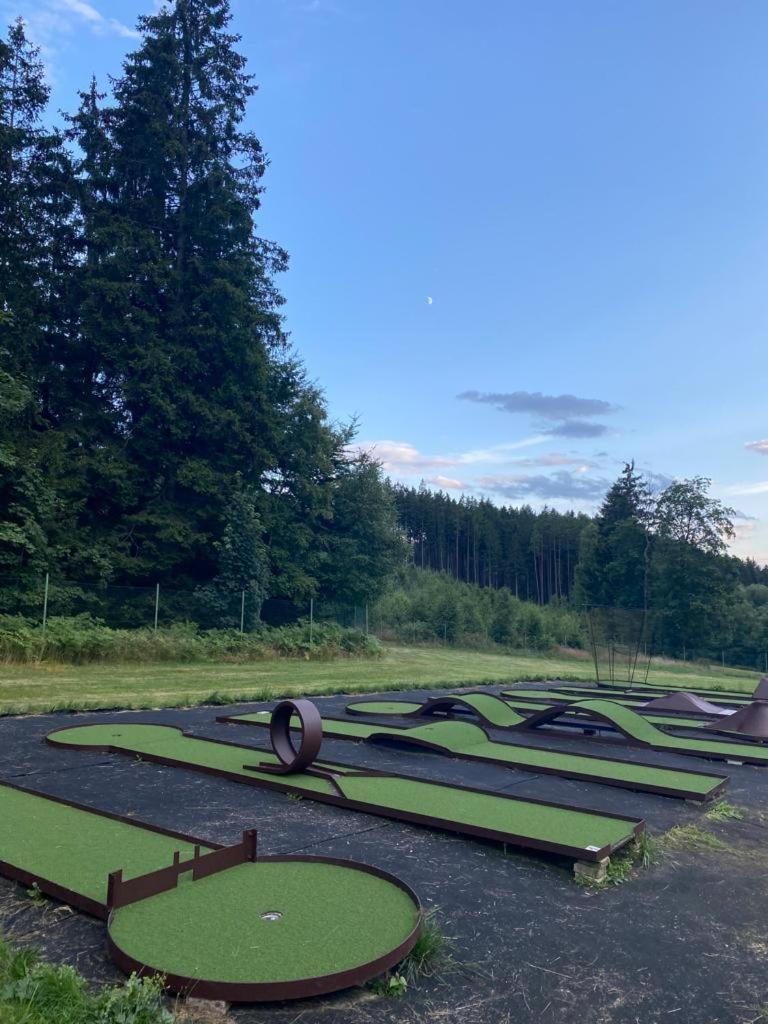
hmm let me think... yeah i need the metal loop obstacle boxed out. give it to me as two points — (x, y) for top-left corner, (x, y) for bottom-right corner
(268, 699), (322, 773)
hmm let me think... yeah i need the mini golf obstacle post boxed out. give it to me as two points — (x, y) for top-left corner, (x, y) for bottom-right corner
(259, 698), (323, 773)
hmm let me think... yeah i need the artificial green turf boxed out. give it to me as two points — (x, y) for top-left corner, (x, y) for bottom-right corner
(565, 699), (768, 762)
(49, 724), (639, 855)
(347, 695), (711, 730)
(109, 859), (418, 984)
(0, 784), (208, 904)
(512, 687), (751, 707)
(230, 712), (723, 797)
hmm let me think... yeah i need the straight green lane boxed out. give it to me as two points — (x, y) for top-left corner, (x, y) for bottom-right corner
(47, 723), (642, 861)
(226, 711), (727, 800)
(0, 783), (208, 907)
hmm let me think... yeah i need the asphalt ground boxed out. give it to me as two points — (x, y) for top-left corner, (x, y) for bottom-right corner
(2, 681), (767, 1024)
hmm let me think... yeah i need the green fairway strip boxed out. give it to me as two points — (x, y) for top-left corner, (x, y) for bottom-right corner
(48, 724), (641, 857)
(344, 694), (768, 763)
(230, 711), (725, 798)
(109, 860), (418, 985)
(553, 699), (768, 763)
(503, 692), (712, 728)
(348, 695), (710, 730)
(514, 687), (751, 707)
(0, 784), (208, 905)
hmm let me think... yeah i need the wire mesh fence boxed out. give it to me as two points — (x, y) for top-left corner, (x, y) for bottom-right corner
(1, 575), (767, 674)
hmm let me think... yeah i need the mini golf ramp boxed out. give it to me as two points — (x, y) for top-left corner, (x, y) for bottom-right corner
(0, 780), (421, 1001)
(346, 693), (732, 735)
(519, 699), (768, 765)
(46, 717), (644, 866)
(220, 709), (728, 802)
(343, 694), (768, 763)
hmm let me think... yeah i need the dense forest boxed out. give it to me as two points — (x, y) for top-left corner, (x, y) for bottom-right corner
(389, 471), (768, 666)
(0, 2), (401, 625)
(1, 3), (766, 669)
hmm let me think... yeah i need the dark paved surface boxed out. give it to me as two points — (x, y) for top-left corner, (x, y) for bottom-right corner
(2, 682), (768, 1024)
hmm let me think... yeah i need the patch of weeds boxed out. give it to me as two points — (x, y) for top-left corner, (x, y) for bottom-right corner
(370, 972), (408, 998)
(0, 932), (174, 1023)
(400, 909), (457, 983)
(659, 824), (727, 851)
(25, 883), (48, 908)
(286, 792), (303, 801)
(576, 834), (658, 889)
(705, 800), (745, 823)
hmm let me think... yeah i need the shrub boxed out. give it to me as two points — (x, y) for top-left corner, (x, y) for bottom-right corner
(0, 615), (381, 665)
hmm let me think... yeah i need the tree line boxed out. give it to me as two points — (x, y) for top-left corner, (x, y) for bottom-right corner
(0, 2), (401, 626)
(391, 471), (768, 666)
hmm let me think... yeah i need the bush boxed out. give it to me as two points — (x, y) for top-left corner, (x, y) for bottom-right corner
(0, 614), (382, 665)
(0, 935), (173, 1023)
(370, 566), (585, 651)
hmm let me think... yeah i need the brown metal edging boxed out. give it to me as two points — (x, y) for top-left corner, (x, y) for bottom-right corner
(46, 725), (645, 863)
(217, 711), (729, 803)
(106, 856), (422, 1003)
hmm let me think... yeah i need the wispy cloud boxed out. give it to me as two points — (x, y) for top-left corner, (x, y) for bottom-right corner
(351, 436), (550, 475)
(423, 475), (467, 490)
(458, 388), (617, 439)
(4, 0), (139, 78)
(724, 480), (768, 497)
(54, 0), (139, 37)
(746, 439), (768, 455)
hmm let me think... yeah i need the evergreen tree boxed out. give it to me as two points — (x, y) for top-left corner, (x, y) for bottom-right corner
(574, 462), (650, 609)
(69, 0), (347, 600)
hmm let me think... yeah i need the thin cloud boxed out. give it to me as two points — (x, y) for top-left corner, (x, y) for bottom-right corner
(423, 475), (466, 490)
(477, 470), (611, 502)
(746, 439), (768, 455)
(512, 453), (594, 468)
(546, 419), (608, 438)
(726, 481), (768, 497)
(7, 0), (139, 68)
(351, 436), (550, 475)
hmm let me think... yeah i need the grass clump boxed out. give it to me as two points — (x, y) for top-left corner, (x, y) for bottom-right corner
(659, 824), (727, 851)
(371, 909), (457, 997)
(705, 800), (745, 823)
(576, 834), (659, 889)
(0, 934), (173, 1023)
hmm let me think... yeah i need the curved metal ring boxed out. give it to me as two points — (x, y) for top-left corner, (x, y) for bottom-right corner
(269, 699), (322, 773)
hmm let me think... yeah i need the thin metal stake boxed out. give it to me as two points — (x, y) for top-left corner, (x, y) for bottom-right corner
(42, 572), (50, 633)
(240, 590), (246, 633)
(153, 583), (160, 632)
(309, 597), (314, 645)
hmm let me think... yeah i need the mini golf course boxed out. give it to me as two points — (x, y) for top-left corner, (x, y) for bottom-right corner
(0, 780), (421, 1001)
(46, 721), (644, 865)
(339, 695), (768, 765)
(219, 709), (728, 802)
(509, 686), (753, 708)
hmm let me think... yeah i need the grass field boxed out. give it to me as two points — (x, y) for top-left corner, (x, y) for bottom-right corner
(0, 644), (759, 717)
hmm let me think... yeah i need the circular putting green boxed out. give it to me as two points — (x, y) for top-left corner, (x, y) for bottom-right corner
(107, 857), (421, 1001)
(347, 700), (422, 715)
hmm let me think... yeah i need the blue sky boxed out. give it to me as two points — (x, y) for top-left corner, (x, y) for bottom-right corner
(7, 0), (768, 564)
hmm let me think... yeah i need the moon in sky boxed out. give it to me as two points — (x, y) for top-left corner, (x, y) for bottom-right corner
(426, 296), (433, 305)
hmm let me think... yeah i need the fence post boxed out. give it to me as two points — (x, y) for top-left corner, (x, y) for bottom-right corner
(309, 597), (314, 645)
(721, 650), (725, 671)
(41, 572), (50, 633)
(365, 603), (369, 635)
(240, 590), (246, 634)
(153, 583), (160, 632)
